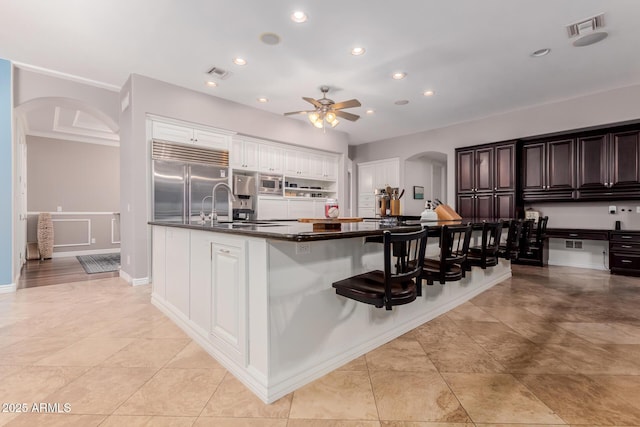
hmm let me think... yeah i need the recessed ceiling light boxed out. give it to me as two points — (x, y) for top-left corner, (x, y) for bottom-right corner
(260, 32), (281, 45)
(394, 100), (409, 105)
(257, 97), (269, 103)
(233, 57), (247, 66)
(205, 81), (218, 87)
(291, 11), (308, 23)
(392, 72), (406, 80)
(366, 109), (375, 114)
(351, 47), (366, 56)
(423, 90), (435, 97)
(531, 48), (551, 57)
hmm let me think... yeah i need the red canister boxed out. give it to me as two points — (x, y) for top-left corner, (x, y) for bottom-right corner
(324, 199), (339, 218)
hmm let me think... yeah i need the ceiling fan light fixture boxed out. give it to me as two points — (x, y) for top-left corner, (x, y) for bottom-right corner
(308, 112), (320, 124)
(291, 11), (308, 23)
(313, 119), (324, 129)
(329, 118), (339, 128)
(325, 111), (336, 122)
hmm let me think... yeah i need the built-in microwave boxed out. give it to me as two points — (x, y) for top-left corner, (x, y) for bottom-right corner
(258, 174), (283, 195)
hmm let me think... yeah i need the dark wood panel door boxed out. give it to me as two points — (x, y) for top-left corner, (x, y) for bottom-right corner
(547, 138), (575, 190)
(475, 147), (494, 192)
(456, 150), (475, 193)
(494, 143), (515, 191)
(494, 192), (515, 219)
(610, 130), (640, 188)
(456, 194), (475, 219)
(577, 134), (608, 190)
(522, 142), (545, 191)
(475, 194), (494, 219)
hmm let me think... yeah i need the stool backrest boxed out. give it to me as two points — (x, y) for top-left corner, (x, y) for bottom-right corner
(440, 224), (472, 268)
(382, 229), (428, 309)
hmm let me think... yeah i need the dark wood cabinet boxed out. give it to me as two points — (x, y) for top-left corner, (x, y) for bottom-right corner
(577, 129), (640, 199)
(610, 231), (640, 276)
(522, 138), (575, 201)
(456, 141), (516, 218)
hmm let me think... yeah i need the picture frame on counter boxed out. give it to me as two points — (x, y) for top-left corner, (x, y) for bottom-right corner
(413, 186), (424, 200)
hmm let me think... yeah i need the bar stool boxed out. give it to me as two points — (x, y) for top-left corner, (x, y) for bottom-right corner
(332, 229), (428, 310)
(466, 221), (503, 269)
(422, 224), (472, 286)
(498, 219), (523, 260)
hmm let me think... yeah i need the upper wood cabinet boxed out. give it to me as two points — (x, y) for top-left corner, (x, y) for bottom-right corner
(577, 129), (640, 199)
(521, 138), (575, 201)
(455, 141), (516, 218)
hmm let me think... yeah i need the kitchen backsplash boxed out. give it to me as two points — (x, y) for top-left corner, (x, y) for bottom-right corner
(526, 201), (640, 230)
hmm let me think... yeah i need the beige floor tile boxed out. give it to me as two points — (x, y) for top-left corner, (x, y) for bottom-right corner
(3, 414), (106, 426)
(44, 366), (157, 414)
(165, 341), (224, 369)
(0, 366), (88, 403)
(34, 337), (133, 366)
(100, 415), (197, 426)
(0, 337), (78, 365)
(442, 373), (563, 424)
(336, 355), (368, 371)
(193, 418), (288, 426)
(501, 321), (587, 346)
(116, 368), (226, 416)
(0, 366), (22, 381)
(201, 373), (291, 418)
(101, 338), (190, 368)
(516, 374), (640, 425)
(380, 423), (474, 427)
(370, 371), (469, 422)
(366, 338), (437, 372)
(473, 304), (548, 323)
(289, 370), (378, 420)
(423, 339), (506, 373)
(556, 322), (640, 344)
(587, 375), (640, 412)
(544, 341), (640, 375)
(445, 302), (500, 322)
(288, 421), (381, 427)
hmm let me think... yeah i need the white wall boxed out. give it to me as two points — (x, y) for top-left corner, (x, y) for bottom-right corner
(120, 74), (351, 282)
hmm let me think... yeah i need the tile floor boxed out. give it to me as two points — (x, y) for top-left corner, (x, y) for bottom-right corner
(1, 265), (640, 426)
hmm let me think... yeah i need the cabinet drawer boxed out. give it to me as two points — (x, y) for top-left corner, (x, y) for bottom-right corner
(610, 252), (640, 270)
(547, 229), (609, 241)
(610, 242), (640, 252)
(610, 232), (640, 243)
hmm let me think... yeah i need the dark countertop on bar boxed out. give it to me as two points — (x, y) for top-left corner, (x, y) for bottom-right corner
(148, 218), (478, 242)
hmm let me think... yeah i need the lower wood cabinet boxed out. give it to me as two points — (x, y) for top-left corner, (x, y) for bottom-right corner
(610, 231), (640, 276)
(457, 192), (514, 219)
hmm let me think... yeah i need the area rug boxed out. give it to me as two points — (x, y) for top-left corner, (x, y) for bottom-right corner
(77, 253), (121, 274)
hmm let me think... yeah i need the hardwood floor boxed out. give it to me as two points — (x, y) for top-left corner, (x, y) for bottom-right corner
(17, 257), (119, 289)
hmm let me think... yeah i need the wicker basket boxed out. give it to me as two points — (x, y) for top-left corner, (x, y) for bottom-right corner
(37, 213), (54, 259)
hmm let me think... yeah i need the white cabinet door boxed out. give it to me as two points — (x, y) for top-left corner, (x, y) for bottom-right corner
(323, 156), (338, 180)
(257, 197), (288, 220)
(152, 226), (166, 299)
(152, 121), (193, 144)
(231, 138), (259, 171)
(313, 200), (327, 218)
(259, 144), (283, 174)
(358, 163), (375, 193)
(211, 239), (246, 364)
(165, 227), (190, 315)
(308, 154), (325, 179)
(288, 199), (315, 219)
(189, 231), (213, 333)
(194, 129), (230, 151)
(283, 150), (300, 176)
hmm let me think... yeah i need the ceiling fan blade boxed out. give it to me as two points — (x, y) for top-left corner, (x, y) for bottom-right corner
(331, 99), (361, 110)
(284, 110), (313, 116)
(302, 97), (322, 108)
(334, 110), (360, 121)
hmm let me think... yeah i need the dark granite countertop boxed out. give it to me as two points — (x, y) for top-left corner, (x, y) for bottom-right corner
(148, 219), (474, 242)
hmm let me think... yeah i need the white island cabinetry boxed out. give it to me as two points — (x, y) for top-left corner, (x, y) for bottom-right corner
(150, 223), (510, 404)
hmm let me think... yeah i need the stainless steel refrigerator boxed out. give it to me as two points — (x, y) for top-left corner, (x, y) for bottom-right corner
(152, 140), (230, 223)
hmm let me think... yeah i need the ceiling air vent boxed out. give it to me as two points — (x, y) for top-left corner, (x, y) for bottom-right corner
(206, 66), (232, 80)
(566, 14), (605, 38)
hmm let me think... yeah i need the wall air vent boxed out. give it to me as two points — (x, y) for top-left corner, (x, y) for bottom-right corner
(206, 66), (232, 80)
(566, 14), (605, 38)
(565, 240), (584, 250)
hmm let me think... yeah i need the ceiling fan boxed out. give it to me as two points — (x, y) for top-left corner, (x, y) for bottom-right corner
(284, 86), (361, 129)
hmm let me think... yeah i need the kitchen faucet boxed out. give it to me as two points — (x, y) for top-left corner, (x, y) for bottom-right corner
(211, 182), (236, 223)
(199, 195), (213, 224)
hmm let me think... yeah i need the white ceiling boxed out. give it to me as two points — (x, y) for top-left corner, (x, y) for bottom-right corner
(2, 0), (640, 145)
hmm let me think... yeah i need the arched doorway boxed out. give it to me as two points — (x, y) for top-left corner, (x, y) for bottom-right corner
(404, 151), (447, 215)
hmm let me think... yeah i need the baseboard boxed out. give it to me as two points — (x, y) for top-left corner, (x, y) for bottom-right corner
(119, 269), (149, 286)
(52, 248), (120, 258)
(0, 283), (17, 294)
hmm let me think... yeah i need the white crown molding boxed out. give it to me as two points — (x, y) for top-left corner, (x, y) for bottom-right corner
(26, 129), (120, 147)
(12, 61), (121, 92)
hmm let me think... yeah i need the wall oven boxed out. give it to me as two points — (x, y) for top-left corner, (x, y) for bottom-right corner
(259, 174), (283, 195)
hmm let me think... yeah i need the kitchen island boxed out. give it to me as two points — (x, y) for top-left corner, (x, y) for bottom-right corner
(150, 219), (511, 403)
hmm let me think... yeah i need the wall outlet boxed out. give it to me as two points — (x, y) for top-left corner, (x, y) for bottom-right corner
(295, 242), (311, 255)
(636, 206), (640, 213)
(609, 205), (616, 214)
(91, 237), (96, 244)
(56, 206), (62, 212)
